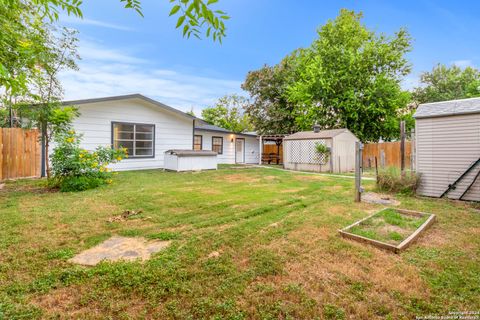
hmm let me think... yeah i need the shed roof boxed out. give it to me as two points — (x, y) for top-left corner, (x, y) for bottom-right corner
(414, 97), (480, 119)
(63, 94), (195, 120)
(284, 128), (350, 140)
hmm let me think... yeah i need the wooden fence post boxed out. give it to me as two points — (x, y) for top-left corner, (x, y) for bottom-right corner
(400, 120), (406, 175)
(355, 141), (364, 202)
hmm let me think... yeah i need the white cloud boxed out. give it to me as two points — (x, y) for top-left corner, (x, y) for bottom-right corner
(401, 74), (420, 91)
(60, 15), (134, 31)
(451, 59), (474, 68)
(59, 40), (243, 115)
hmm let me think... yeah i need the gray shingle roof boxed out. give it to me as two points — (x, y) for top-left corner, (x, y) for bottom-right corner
(63, 94), (195, 120)
(194, 119), (257, 137)
(414, 97), (480, 119)
(284, 128), (349, 140)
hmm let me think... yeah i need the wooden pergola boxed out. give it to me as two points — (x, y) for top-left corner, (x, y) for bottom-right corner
(258, 134), (286, 165)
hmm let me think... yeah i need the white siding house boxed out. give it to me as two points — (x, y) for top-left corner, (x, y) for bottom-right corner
(194, 119), (259, 164)
(283, 127), (358, 173)
(414, 98), (480, 201)
(66, 94), (195, 171)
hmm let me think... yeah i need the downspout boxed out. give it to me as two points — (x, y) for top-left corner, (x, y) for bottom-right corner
(192, 118), (195, 149)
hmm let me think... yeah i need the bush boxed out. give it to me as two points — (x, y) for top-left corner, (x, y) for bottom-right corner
(59, 176), (105, 192)
(376, 167), (420, 195)
(50, 130), (127, 192)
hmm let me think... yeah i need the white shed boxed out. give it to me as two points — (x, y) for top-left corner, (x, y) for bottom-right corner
(414, 97), (480, 201)
(283, 127), (359, 173)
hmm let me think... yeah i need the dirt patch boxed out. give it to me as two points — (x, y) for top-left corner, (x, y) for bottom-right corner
(69, 236), (171, 266)
(362, 192), (400, 206)
(218, 173), (260, 183)
(293, 175), (327, 181)
(106, 209), (143, 223)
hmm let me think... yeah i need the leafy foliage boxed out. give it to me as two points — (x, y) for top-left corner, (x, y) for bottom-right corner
(412, 64), (480, 104)
(168, 0), (229, 42)
(201, 94), (253, 133)
(242, 53), (300, 134)
(50, 130), (127, 192)
(288, 10), (412, 142)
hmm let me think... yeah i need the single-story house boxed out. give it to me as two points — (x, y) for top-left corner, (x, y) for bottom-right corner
(283, 126), (358, 173)
(414, 97), (480, 201)
(63, 94), (259, 171)
(194, 119), (259, 164)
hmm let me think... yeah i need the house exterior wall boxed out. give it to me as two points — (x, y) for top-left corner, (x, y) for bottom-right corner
(331, 131), (358, 173)
(193, 129), (259, 164)
(416, 113), (480, 201)
(70, 98), (193, 171)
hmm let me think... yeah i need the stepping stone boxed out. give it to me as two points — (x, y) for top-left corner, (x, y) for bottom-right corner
(69, 236), (171, 266)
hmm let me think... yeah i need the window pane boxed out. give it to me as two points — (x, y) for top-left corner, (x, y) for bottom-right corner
(136, 132), (153, 140)
(114, 140), (133, 150)
(135, 148), (153, 156)
(115, 123), (134, 132)
(136, 140), (153, 148)
(136, 124), (153, 133)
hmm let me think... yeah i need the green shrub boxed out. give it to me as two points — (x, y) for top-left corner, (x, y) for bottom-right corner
(376, 167), (420, 195)
(50, 130), (127, 192)
(59, 176), (105, 192)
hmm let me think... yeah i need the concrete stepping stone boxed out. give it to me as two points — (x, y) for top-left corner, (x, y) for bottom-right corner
(69, 236), (171, 266)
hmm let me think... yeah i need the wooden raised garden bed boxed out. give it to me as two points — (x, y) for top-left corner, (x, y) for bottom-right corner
(339, 208), (436, 253)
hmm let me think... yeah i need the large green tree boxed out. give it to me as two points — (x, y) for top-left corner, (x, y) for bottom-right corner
(412, 64), (480, 104)
(201, 94), (253, 133)
(288, 9), (412, 142)
(242, 53), (300, 134)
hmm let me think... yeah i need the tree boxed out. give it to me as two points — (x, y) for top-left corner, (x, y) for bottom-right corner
(412, 64), (480, 104)
(19, 27), (80, 178)
(288, 9), (412, 142)
(242, 53), (300, 134)
(201, 94), (253, 133)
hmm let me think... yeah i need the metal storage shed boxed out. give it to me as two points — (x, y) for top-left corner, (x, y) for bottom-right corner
(414, 97), (480, 201)
(283, 126), (359, 173)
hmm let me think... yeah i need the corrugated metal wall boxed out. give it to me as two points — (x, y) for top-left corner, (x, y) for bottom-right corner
(416, 113), (480, 201)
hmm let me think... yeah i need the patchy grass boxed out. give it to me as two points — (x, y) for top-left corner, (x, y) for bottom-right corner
(0, 166), (479, 319)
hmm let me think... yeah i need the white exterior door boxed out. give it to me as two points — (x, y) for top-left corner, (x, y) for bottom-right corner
(235, 138), (245, 163)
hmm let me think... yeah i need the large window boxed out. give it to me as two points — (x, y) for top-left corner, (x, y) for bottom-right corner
(112, 122), (155, 158)
(194, 135), (203, 150)
(212, 136), (223, 154)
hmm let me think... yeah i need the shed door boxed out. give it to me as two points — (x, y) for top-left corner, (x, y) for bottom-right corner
(235, 138), (245, 163)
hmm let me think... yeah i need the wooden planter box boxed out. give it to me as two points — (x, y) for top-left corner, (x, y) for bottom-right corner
(339, 208), (436, 254)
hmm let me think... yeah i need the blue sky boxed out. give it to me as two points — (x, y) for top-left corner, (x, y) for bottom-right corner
(59, 0), (480, 115)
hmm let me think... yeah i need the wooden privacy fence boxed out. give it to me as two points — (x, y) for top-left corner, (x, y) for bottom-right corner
(0, 128), (41, 180)
(363, 141), (412, 169)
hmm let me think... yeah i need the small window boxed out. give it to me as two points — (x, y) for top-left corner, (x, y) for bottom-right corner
(194, 135), (203, 150)
(212, 136), (223, 154)
(112, 122), (154, 158)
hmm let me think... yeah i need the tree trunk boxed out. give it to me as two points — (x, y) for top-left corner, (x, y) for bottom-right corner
(45, 132), (51, 179)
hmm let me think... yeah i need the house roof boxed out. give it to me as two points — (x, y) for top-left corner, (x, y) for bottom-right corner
(284, 128), (350, 140)
(414, 97), (480, 119)
(194, 119), (257, 137)
(62, 94), (195, 120)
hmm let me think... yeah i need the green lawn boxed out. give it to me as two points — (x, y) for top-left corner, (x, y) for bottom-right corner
(0, 166), (479, 319)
